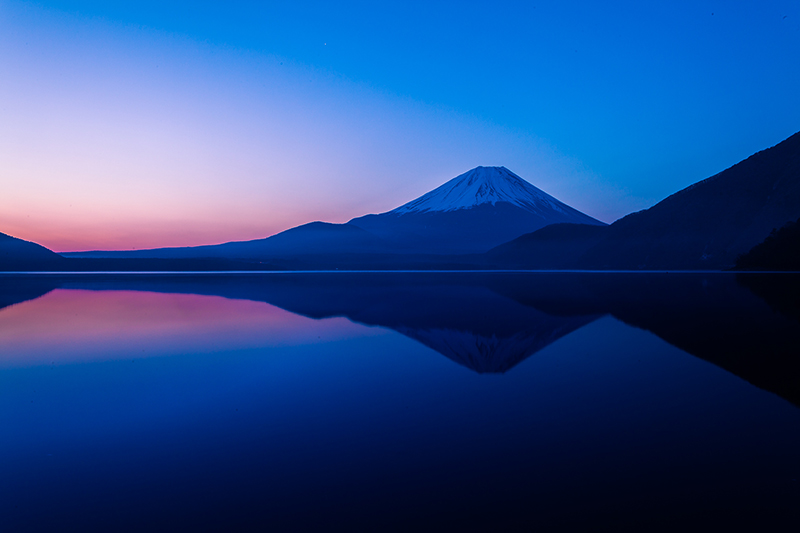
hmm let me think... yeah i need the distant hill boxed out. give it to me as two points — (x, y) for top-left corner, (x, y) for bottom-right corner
(0, 232), (66, 271)
(0, 231), (281, 272)
(487, 223), (607, 269)
(65, 166), (603, 260)
(67, 222), (387, 260)
(490, 131), (800, 270)
(735, 216), (800, 271)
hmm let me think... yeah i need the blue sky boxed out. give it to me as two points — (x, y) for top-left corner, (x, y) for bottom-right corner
(1, 1), (798, 250)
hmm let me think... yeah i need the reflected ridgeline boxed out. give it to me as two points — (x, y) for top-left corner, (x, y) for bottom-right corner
(233, 274), (601, 374)
(48, 273), (601, 374)
(1, 272), (798, 405)
(490, 273), (800, 407)
(0, 277), (57, 312)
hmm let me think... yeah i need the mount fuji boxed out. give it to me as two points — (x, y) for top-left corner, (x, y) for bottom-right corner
(349, 166), (605, 253)
(386, 166), (591, 215)
(66, 166), (604, 260)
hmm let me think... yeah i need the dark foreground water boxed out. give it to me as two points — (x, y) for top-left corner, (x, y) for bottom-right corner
(0, 272), (798, 532)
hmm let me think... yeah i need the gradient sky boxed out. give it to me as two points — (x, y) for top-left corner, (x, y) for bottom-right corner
(1, 1), (798, 252)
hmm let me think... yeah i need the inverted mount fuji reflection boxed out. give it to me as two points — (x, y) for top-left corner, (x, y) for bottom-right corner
(0, 272), (798, 531)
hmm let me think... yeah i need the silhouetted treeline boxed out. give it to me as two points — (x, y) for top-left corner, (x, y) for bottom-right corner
(736, 217), (800, 271)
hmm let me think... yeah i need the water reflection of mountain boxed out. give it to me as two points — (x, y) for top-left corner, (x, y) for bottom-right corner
(245, 278), (602, 373)
(1, 272), (798, 404)
(0, 277), (56, 311)
(396, 324), (590, 374)
(490, 273), (800, 406)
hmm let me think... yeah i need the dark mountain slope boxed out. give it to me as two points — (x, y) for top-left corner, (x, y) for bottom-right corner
(490, 131), (800, 270)
(487, 223), (607, 269)
(735, 216), (800, 271)
(0, 232), (66, 271)
(581, 131), (800, 269)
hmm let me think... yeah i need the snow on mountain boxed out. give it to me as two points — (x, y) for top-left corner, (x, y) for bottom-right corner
(394, 316), (598, 373)
(347, 165), (604, 254)
(391, 166), (572, 216)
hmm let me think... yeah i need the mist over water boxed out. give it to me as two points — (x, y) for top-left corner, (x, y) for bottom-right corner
(1, 273), (798, 531)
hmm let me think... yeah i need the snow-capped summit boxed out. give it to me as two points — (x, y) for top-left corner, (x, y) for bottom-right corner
(348, 166), (605, 254)
(391, 166), (573, 216)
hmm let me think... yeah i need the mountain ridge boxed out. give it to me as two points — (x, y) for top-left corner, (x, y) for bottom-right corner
(10, 130), (800, 270)
(0, 232), (66, 271)
(66, 166), (603, 258)
(490, 130), (800, 270)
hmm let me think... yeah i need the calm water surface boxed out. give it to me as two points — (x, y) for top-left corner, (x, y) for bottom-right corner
(0, 273), (798, 531)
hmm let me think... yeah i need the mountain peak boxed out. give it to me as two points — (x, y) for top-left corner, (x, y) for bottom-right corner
(390, 166), (575, 216)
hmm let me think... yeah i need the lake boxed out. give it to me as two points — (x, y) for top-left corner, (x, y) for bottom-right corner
(1, 272), (798, 531)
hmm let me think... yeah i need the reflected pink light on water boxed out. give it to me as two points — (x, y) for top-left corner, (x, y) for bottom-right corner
(0, 290), (383, 367)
